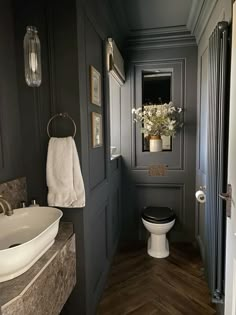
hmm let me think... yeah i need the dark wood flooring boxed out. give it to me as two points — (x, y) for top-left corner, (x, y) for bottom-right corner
(97, 242), (216, 315)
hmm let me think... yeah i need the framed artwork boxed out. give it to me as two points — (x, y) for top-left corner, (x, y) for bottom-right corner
(91, 112), (103, 148)
(90, 66), (101, 106)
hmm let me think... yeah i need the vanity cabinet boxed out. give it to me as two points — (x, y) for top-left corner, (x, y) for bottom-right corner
(0, 223), (76, 315)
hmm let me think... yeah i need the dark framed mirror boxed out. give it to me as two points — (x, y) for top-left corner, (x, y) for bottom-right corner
(142, 71), (173, 152)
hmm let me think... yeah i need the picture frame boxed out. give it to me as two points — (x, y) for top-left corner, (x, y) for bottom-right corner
(90, 66), (101, 106)
(91, 112), (103, 148)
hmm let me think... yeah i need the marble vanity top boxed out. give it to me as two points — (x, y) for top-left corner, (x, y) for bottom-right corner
(0, 222), (74, 313)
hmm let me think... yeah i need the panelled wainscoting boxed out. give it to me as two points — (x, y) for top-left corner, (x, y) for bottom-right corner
(121, 45), (198, 242)
(13, 0), (123, 314)
(98, 243), (216, 315)
(0, 0), (24, 183)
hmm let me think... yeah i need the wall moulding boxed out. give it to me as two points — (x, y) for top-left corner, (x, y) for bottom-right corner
(193, 0), (219, 43)
(90, 203), (108, 290)
(127, 30), (197, 50)
(131, 60), (185, 171)
(187, 0), (205, 33)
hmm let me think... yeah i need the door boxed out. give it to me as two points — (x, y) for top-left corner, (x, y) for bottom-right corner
(224, 3), (236, 314)
(196, 46), (208, 262)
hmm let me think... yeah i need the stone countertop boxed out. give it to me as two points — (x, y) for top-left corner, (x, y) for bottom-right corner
(0, 222), (73, 308)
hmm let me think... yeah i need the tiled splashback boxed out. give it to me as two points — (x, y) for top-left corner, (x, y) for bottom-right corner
(0, 177), (27, 209)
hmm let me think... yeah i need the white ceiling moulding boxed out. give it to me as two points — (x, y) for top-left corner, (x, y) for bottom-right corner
(129, 25), (191, 37)
(127, 28), (196, 50)
(187, 0), (205, 33)
(191, 0), (219, 43)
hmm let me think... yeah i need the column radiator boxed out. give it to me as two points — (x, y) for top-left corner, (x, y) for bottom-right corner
(206, 21), (229, 303)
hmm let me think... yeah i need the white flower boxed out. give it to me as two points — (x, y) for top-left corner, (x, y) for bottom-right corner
(168, 106), (176, 113)
(131, 101), (183, 136)
(156, 110), (161, 117)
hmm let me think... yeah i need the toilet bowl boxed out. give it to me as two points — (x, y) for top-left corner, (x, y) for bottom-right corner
(141, 207), (175, 258)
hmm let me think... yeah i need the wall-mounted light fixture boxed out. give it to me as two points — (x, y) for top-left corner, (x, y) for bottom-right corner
(24, 26), (42, 87)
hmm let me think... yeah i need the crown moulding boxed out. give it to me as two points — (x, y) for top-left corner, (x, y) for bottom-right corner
(187, 0), (205, 34)
(111, 0), (219, 49)
(191, 0), (219, 43)
(127, 26), (196, 50)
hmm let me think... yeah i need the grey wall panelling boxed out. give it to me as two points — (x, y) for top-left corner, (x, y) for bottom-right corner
(121, 46), (197, 242)
(0, 0), (24, 183)
(13, 0), (123, 314)
(134, 61), (184, 169)
(75, 6), (122, 312)
(13, 0), (52, 204)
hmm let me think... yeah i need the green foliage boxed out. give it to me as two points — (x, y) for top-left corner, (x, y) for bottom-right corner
(132, 102), (183, 137)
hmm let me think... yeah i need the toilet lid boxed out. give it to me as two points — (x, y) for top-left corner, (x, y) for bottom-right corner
(142, 207), (175, 224)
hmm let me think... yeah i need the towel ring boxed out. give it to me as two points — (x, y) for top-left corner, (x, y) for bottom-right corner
(47, 113), (77, 138)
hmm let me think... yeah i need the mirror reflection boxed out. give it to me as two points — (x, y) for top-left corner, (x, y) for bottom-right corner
(142, 71), (172, 151)
(142, 71), (172, 105)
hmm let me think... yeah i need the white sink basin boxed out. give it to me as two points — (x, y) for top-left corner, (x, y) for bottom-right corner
(0, 206), (63, 282)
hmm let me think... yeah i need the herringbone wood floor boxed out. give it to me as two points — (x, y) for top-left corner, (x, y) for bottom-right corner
(97, 243), (216, 315)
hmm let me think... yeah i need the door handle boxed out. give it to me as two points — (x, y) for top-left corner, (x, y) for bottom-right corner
(219, 184), (232, 217)
(219, 192), (231, 201)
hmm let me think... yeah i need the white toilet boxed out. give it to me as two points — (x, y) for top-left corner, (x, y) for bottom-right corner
(141, 207), (175, 258)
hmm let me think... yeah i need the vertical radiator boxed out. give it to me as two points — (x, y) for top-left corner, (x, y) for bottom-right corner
(206, 21), (228, 303)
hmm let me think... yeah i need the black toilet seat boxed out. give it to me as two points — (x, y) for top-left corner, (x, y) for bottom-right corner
(142, 207), (175, 224)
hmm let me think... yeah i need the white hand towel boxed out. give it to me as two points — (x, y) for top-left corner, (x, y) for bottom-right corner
(46, 136), (85, 208)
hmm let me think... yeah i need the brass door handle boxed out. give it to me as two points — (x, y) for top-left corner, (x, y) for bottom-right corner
(219, 184), (232, 217)
(219, 192), (231, 201)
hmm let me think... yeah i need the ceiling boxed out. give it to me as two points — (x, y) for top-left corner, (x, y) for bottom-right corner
(121, 0), (194, 32)
(109, 0), (206, 43)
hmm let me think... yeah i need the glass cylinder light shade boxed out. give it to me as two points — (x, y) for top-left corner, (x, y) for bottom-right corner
(24, 26), (42, 87)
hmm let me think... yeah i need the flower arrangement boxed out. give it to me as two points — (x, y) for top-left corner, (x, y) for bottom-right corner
(132, 102), (183, 137)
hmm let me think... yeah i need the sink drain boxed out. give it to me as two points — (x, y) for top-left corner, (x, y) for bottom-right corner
(9, 243), (21, 248)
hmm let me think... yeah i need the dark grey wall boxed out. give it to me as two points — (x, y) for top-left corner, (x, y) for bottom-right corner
(0, 0), (24, 183)
(121, 45), (198, 242)
(14, 0), (52, 205)
(63, 2), (123, 313)
(13, 0), (124, 314)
